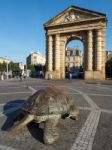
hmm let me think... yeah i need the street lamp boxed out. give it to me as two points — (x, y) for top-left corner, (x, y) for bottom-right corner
(5, 56), (10, 80)
(6, 62), (8, 80)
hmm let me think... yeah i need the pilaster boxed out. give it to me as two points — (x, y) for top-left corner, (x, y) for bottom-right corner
(60, 40), (65, 79)
(96, 29), (102, 71)
(55, 34), (60, 71)
(47, 35), (53, 71)
(87, 30), (93, 71)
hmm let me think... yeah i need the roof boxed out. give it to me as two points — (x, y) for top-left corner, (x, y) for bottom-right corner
(44, 5), (107, 28)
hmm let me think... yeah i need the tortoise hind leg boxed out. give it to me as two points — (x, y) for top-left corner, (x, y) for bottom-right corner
(7, 114), (34, 131)
(43, 119), (59, 144)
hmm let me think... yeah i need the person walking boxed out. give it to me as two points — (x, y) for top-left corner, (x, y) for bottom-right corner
(69, 73), (72, 80)
(0, 72), (4, 80)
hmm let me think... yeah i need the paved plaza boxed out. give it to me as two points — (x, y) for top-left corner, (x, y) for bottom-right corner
(0, 78), (112, 150)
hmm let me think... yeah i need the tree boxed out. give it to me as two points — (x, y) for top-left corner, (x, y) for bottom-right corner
(9, 62), (20, 72)
(105, 57), (112, 78)
(0, 62), (7, 71)
(27, 64), (35, 72)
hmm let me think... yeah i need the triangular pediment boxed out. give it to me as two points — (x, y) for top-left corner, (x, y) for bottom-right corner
(44, 6), (106, 27)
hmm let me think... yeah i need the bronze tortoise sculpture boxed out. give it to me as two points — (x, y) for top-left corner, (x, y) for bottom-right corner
(8, 86), (79, 144)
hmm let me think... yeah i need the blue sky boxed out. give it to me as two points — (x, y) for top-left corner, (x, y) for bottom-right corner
(0, 0), (112, 64)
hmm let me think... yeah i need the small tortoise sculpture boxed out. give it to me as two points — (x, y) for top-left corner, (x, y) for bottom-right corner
(8, 86), (79, 144)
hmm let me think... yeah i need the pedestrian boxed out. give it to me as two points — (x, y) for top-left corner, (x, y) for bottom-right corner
(48, 73), (52, 80)
(69, 73), (72, 80)
(19, 72), (24, 81)
(0, 72), (4, 80)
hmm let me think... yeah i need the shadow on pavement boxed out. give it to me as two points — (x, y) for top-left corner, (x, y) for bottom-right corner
(27, 122), (44, 143)
(1, 99), (44, 144)
(1, 99), (25, 130)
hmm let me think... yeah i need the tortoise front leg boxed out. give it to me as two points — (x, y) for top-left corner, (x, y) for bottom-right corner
(7, 114), (34, 131)
(43, 119), (59, 144)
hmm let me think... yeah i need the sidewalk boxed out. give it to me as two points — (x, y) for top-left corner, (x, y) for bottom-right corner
(1, 77), (112, 85)
(85, 79), (112, 85)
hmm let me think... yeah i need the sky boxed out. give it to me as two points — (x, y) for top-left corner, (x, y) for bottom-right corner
(0, 0), (112, 64)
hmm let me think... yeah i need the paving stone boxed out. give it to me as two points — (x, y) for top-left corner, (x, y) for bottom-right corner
(92, 112), (112, 150)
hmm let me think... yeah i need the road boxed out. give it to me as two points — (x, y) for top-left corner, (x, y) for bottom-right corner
(0, 78), (112, 150)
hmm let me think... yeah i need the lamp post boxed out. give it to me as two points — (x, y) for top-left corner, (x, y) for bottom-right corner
(5, 56), (10, 80)
(6, 62), (9, 80)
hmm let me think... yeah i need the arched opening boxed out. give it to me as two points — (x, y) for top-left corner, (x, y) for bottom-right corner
(65, 39), (84, 79)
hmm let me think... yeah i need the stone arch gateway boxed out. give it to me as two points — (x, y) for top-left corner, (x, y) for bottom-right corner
(44, 6), (107, 80)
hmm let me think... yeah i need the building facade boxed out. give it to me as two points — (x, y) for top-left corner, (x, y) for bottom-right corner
(26, 52), (46, 66)
(106, 51), (112, 61)
(0, 57), (11, 64)
(65, 47), (83, 72)
(16, 62), (25, 74)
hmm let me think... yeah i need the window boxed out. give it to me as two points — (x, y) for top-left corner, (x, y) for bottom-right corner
(67, 51), (70, 56)
(34, 56), (37, 59)
(76, 50), (79, 56)
(70, 57), (73, 61)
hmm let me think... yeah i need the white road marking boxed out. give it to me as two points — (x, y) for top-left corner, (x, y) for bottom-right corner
(101, 109), (112, 114)
(0, 92), (31, 95)
(96, 85), (110, 90)
(71, 110), (101, 150)
(68, 87), (101, 150)
(66, 92), (79, 95)
(86, 83), (112, 90)
(82, 94), (99, 109)
(0, 86), (27, 89)
(27, 86), (37, 94)
(88, 93), (112, 97)
(79, 107), (112, 114)
(67, 87), (99, 109)
(60, 92), (112, 97)
(31, 85), (53, 87)
(78, 106), (92, 111)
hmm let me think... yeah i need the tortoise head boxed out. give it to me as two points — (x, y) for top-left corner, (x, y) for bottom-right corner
(68, 105), (80, 120)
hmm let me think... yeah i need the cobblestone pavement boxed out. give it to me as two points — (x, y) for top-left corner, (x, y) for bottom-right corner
(0, 78), (112, 150)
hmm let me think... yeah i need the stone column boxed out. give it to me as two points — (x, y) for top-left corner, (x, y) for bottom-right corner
(101, 28), (106, 63)
(60, 40), (65, 79)
(96, 29), (102, 71)
(55, 34), (60, 71)
(82, 32), (87, 71)
(101, 28), (106, 78)
(87, 30), (93, 71)
(47, 35), (53, 71)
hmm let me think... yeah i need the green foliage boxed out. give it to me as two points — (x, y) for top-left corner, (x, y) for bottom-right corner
(105, 57), (112, 78)
(0, 62), (7, 71)
(0, 61), (20, 73)
(27, 64), (35, 71)
(9, 62), (20, 72)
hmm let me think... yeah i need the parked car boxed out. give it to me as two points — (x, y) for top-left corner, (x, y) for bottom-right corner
(71, 71), (79, 78)
(78, 72), (84, 78)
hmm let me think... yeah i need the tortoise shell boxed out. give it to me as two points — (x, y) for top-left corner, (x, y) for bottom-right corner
(22, 86), (71, 116)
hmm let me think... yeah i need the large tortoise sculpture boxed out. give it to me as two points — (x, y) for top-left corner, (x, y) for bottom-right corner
(8, 86), (79, 144)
